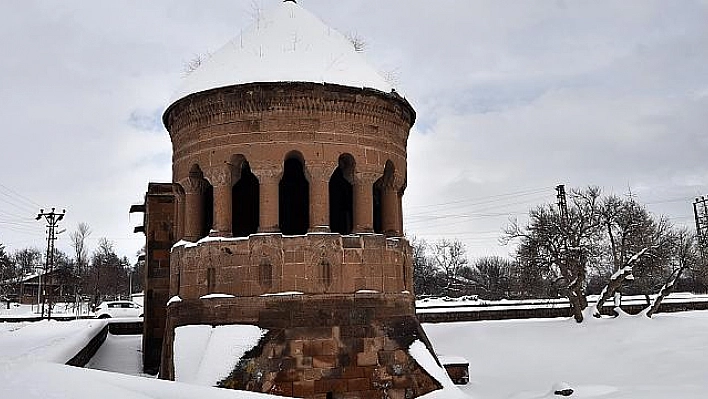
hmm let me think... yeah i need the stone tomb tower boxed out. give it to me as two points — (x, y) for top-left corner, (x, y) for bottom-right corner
(135, 2), (445, 397)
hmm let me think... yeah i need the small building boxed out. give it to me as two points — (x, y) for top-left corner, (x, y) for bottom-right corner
(2, 269), (76, 304)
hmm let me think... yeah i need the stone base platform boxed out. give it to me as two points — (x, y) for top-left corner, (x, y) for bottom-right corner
(162, 293), (443, 398)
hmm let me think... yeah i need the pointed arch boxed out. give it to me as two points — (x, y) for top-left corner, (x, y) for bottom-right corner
(329, 154), (355, 235)
(279, 152), (309, 235)
(232, 156), (260, 237)
(187, 164), (213, 240)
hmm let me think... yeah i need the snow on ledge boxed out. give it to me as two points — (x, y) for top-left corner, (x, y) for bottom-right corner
(437, 355), (469, 365)
(200, 294), (236, 299)
(260, 291), (304, 297)
(172, 239), (197, 251)
(356, 289), (380, 294)
(167, 296), (183, 306)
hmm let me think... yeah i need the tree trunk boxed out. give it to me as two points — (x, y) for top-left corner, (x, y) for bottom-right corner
(593, 266), (633, 317)
(646, 266), (688, 318)
(593, 247), (651, 317)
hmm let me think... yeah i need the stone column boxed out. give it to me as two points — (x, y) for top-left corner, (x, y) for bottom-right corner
(173, 185), (185, 241)
(308, 164), (331, 233)
(253, 168), (280, 233)
(182, 177), (205, 242)
(205, 166), (232, 237)
(353, 172), (378, 234)
(381, 185), (399, 236)
(397, 190), (404, 236)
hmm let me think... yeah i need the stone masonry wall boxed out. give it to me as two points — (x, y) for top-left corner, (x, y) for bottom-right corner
(170, 234), (414, 299)
(163, 294), (442, 398)
(164, 82), (415, 187)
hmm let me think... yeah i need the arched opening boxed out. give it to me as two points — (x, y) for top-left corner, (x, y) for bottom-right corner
(188, 164), (213, 239)
(232, 161), (260, 237)
(279, 154), (309, 235)
(373, 183), (382, 233)
(373, 161), (395, 234)
(329, 154), (354, 235)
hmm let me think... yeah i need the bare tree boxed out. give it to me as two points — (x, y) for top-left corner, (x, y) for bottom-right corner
(70, 223), (91, 278)
(505, 187), (603, 322)
(346, 31), (367, 52)
(466, 256), (513, 300)
(430, 239), (469, 297)
(411, 237), (440, 297)
(647, 228), (699, 317)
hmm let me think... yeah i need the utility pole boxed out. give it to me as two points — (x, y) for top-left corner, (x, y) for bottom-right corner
(36, 208), (65, 319)
(694, 196), (708, 261)
(556, 185), (569, 224)
(556, 184), (571, 265)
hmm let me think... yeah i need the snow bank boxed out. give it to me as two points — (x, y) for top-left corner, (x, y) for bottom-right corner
(174, 324), (265, 386)
(0, 361), (281, 399)
(408, 340), (469, 398)
(0, 319), (107, 364)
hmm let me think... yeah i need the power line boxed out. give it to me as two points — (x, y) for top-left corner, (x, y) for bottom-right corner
(0, 183), (43, 208)
(406, 187), (549, 210)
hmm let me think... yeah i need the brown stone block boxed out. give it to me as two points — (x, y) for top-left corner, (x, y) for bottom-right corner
(353, 277), (366, 291)
(312, 355), (335, 369)
(356, 351), (378, 367)
(392, 375), (413, 389)
(340, 366), (364, 379)
(347, 377), (371, 392)
(288, 340), (304, 356)
(377, 350), (395, 366)
(357, 390), (383, 399)
(386, 389), (408, 399)
(272, 382), (293, 397)
(293, 380), (315, 397)
(393, 349), (408, 364)
(343, 249), (363, 264)
(301, 356), (314, 368)
(303, 367), (319, 381)
(314, 378), (347, 394)
(320, 339), (338, 356)
(302, 340), (317, 357)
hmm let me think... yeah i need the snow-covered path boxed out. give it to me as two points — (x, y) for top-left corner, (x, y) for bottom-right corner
(86, 333), (143, 375)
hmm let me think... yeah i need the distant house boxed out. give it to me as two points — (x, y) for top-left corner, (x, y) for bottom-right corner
(1, 269), (76, 304)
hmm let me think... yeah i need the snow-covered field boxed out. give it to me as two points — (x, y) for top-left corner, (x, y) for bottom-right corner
(425, 309), (708, 399)
(2, 310), (708, 398)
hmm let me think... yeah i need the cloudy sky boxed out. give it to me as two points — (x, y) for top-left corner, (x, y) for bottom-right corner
(1, 0), (707, 262)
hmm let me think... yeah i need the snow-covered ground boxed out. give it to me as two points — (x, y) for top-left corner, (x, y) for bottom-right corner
(0, 301), (94, 318)
(3, 310), (708, 398)
(425, 309), (708, 399)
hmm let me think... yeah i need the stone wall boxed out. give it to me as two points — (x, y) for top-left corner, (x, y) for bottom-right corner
(171, 234), (413, 299)
(142, 183), (177, 374)
(163, 293), (442, 398)
(163, 82), (415, 241)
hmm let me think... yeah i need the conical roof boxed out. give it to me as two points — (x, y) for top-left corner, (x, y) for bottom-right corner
(170, 1), (393, 104)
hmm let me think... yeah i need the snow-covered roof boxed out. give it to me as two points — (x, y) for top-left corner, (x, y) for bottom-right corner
(169, 0), (393, 105)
